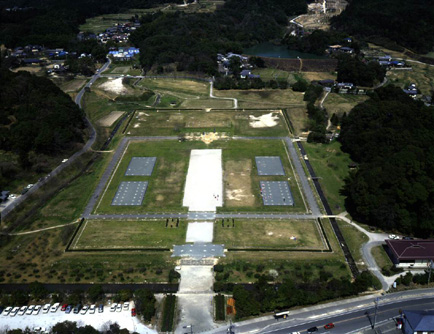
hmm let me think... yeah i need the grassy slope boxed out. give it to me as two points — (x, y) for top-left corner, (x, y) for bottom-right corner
(337, 220), (369, 270)
(303, 141), (353, 213)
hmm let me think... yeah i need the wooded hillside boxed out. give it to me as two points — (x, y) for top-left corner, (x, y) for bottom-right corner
(339, 86), (434, 236)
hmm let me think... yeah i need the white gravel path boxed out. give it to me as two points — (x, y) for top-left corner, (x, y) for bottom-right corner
(186, 222), (214, 243)
(183, 149), (223, 212)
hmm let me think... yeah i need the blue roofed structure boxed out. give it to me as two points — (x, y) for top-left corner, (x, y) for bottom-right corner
(404, 310), (434, 334)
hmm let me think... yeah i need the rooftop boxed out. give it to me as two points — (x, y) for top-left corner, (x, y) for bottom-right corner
(405, 310), (434, 331)
(386, 239), (434, 260)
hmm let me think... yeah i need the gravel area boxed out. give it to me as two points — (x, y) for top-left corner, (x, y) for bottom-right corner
(183, 149), (223, 212)
(186, 222), (214, 243)
(0, 305), (156, 333)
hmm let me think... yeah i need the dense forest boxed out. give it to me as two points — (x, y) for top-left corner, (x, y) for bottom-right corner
(331, 0), (434, 54)
(129, 0), (307, 73)
(0, 69), (86, 188)
(339, 86), (434, 236)
(337, 54), (386, 87)
(0, 0), (181, 47)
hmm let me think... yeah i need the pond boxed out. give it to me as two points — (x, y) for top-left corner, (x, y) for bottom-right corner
(244, 42), (327, 59)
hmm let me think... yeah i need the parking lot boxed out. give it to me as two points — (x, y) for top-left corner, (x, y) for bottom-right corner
(0, 302), (156, 333)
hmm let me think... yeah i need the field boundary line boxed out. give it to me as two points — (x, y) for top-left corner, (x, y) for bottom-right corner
(94, 140), (131, 213)
(72, 219), (89, 249)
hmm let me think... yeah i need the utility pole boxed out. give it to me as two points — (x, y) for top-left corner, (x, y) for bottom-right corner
(428, 260), (433, 284)
(373, 297), (379, 329)
(228, 320), (235, 334)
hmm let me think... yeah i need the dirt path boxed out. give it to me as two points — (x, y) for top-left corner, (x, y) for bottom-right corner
(4, 220), (80, 236)
(209, 81), (238, 108)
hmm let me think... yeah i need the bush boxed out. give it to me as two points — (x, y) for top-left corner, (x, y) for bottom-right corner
(292, 79), (308, 92)
(168, 269), (181, 283)
(214, 294), (225, 321)
(214, 264), (224, 273)
(134, 289), (156, 322)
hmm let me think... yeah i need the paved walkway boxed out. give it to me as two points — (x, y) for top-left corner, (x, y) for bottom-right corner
(209, 81), (238, 108)
(335, 212), (399, 291)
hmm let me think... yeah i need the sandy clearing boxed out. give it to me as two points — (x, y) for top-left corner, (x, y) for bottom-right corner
(183, 149), (223, 212)
(97, 111), (124, 127)
(249, 111), (280, 128)
(99, 78), (128, 95)
(186, 222), (214, 243)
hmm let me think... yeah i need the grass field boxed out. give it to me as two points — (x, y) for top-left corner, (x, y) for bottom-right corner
(386, 62), (434, 96)
(126, 109), (289, 137)
(337, 220), (369, 270)
(214, 89), (305, 109)
(213, 220), (325, 249)
(218, 254), (350, 283)
(95, 139), (306, 214)
(323, 93), (369, 117)
(371, 245), (393, 269)
(73, 220), (186, 249)
(106, 65), (142, 76)
(303, 141), (352, 213)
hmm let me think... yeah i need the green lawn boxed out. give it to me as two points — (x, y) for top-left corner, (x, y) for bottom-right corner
(73, 220), (186, 249)
(213, 220), (325, 249)
(126, 109), (289, 137)
(337, 220), (369, 270)
(303, 141), (353, 213)
(371, 245), (393, 269)
(96, 139), (306, 214)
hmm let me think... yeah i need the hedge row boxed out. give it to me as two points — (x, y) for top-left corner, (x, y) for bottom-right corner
(214, 294), (225, 321)
(161, 294), (176, 332)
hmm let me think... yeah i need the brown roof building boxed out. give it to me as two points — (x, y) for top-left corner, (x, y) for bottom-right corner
(386, 239), (434, 269)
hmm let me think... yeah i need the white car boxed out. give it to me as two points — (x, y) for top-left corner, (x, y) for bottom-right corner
(26, 184), (34, 189)
(61, 159), (68, 163)
(123, 302), (129, 311)
(26, 305), (35, 315)
(18, 306), (27, 315)
(116, 304), (122, 312)
(50, 303), (60, 312)
(32, 305), (41, 315)
(389, 234), (401, 240)
(9, 194), (17, 199)
(3, 306), (12, 316)
(80, 305), (89, 315)
(42, 304), (51, 313)
(110, 303), (117, 312)
(10, 307), (19, 316)
(89, 305), (96, 314)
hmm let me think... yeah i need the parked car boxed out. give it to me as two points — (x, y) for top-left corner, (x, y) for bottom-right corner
(116, 304), (122, 312)
(65, 305), (72, 314)
(123, 302), (129, 310)
(80, 305), (89, 315)
(61, 304), (68, 311)
(110, 303), (117, 312)
(42, 304), (51, 313)
(50, 303), (60, 312)
(307, 327), (318, 333)
(3, 307), (12, 316)
(10, 307), (19, 316)
(18, 306), (27, 316)
(131, 308), (136, 317)
(73, 304), (82, 314)
(98, 304), (104, 313)
(324, 323), (335, 329)
(89, 305), (96, 314)
(32, 305), (41, 315)
(26, 305), (35, 315)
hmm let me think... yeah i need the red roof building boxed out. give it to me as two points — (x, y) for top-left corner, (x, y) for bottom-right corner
(386, 239), (434, 269)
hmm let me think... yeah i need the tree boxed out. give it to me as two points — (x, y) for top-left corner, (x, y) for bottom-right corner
(87, 284), (104, 303)
(134, 289), (156, 322)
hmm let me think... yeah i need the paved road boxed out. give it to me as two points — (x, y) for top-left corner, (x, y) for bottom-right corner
(1, 60), (111, 221)
(296, 141), (359, 278)
(206, 288), (434, 334)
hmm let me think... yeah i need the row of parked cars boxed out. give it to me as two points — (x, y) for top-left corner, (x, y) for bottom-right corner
(1, 301), (136, 317)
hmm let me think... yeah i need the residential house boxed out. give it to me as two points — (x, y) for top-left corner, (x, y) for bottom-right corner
(385, 239), (434, 268)
(403, 310), (434, 334)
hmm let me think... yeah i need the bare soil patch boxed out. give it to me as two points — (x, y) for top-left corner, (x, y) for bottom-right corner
(97, 111), (124, 127)
(224, 159), (255, 207)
